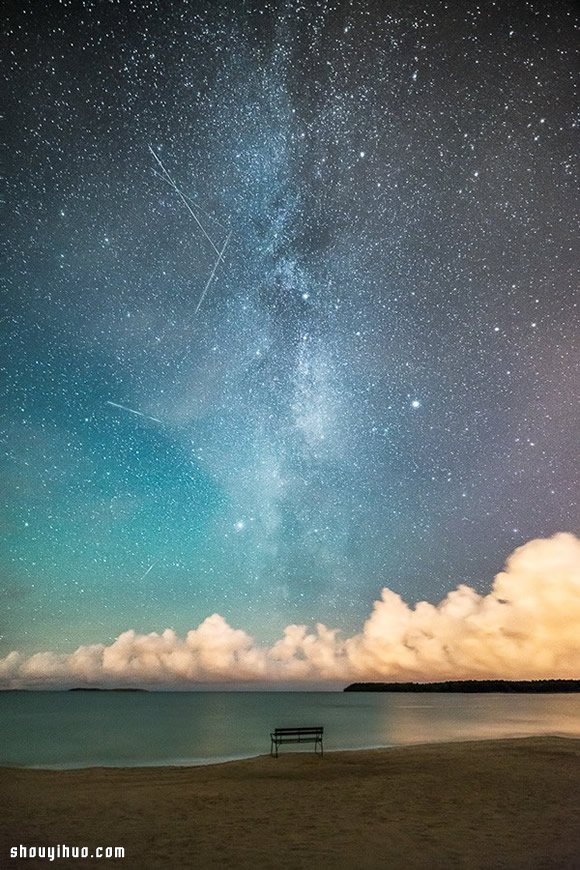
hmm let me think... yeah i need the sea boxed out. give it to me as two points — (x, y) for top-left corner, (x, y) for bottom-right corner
(1, 691), (579, 769)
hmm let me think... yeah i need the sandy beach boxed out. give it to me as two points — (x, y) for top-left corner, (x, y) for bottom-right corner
(1, 737), (579, 869)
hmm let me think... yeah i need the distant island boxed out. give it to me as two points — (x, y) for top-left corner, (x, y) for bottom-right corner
(68, 687), (148, 692)
(344, 680), (580, 693)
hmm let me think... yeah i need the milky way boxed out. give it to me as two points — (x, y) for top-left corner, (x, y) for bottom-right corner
(2, 0), (578, 656)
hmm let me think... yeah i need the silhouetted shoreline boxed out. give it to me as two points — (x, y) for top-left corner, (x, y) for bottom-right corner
(344, 679), (580, 693)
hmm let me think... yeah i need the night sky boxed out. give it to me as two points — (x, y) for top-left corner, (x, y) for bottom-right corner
(2, 0), (578, 663)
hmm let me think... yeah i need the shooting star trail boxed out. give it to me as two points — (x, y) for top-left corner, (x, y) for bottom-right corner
(137, 562), (156, 583)
(173, 231), (232, 369)
(194, 230), (233, 316)
(152, 169), (228, 231)
(148, 145), (221, 256)
(106, 401), (162, 424)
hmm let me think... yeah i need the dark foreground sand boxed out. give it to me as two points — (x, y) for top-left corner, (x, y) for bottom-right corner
(1, 737), (579, 869)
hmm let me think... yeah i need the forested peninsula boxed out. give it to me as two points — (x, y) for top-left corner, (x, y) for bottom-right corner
(344, 680), (580, 693)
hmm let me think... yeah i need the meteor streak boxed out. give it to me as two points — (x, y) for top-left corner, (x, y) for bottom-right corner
(137, 562), (156, 583)
(106, 401), (162, 424)
(152, 169), (228, 231)
(194, 230), (233, 316)
(148, 145), (221, 256)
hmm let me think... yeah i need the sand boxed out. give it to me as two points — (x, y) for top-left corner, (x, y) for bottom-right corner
(1, 737), (579, 869)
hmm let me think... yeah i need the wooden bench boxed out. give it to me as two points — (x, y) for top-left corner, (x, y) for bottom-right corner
(270, 726), (324, 757)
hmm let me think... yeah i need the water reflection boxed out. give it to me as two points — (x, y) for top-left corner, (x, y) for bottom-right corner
(1, 691), (579, 767)
(385, 693), (580, 745)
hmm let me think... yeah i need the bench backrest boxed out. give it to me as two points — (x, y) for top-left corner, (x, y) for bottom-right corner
(273, 727), (323, 735)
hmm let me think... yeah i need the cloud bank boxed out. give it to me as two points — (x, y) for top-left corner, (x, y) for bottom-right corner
(2, 533), (579, 688)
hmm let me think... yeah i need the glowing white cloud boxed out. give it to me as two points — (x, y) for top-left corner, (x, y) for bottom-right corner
(1, 533), (579, 688)
(345, 532), (580, 680)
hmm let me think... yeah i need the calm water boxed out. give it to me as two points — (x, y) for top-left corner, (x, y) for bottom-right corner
(1, 691), (579, 768)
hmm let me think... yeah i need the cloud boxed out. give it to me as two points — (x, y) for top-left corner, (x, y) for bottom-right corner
(345, 532), (580, 680)
(1, 533), (579, 688)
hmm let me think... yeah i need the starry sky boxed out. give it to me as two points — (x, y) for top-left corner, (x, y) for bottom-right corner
(2, 0), (578, 659)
